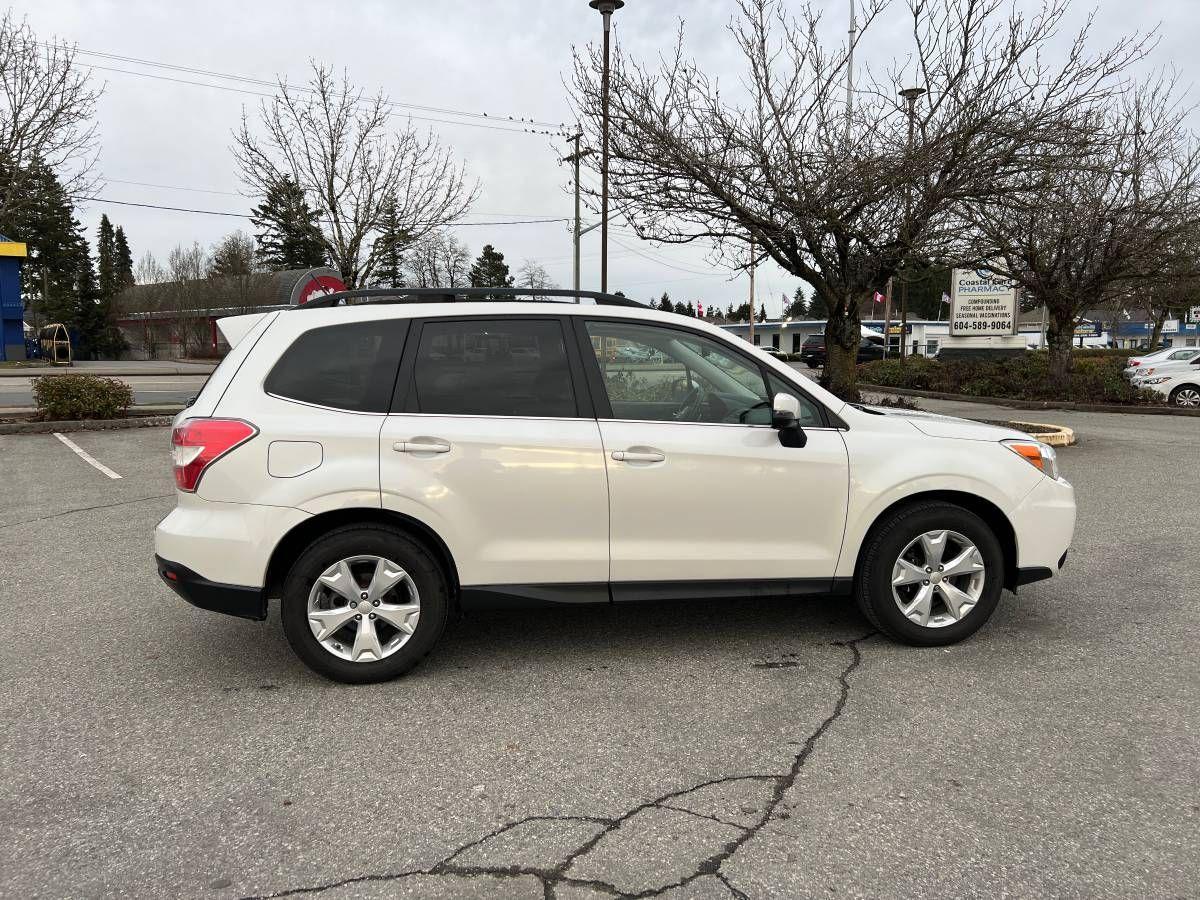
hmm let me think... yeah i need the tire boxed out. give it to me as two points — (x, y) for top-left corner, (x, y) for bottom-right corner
(281, 524), (450, 683)
(855, 502), (1004, 646)
(1169, 384), (1200, 408)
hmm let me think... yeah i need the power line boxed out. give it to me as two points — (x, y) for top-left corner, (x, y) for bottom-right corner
(68, 44), (566, 127)
(84, 196), (569, 227)
(55, 43), (567, 136)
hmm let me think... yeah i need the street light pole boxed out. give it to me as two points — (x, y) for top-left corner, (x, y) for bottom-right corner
(589, 0), (624, 294)
(898, 85), (925, 360)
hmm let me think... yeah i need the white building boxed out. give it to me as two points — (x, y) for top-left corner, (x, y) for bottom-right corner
(720, 318), (1027, 356)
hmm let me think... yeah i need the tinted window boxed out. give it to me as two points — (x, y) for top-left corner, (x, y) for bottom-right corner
(586, 320), (771, 424)
(413, 319), (576, 417)
(265, 319), (407, 412)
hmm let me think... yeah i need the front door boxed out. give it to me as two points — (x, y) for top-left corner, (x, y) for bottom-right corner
(379, 317), (609, 595)
(579, 318), (849, 596)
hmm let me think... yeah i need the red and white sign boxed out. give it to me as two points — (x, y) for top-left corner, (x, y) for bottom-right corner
(296, 274), (347, 305)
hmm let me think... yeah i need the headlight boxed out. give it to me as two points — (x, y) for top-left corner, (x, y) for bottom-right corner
(1002, 439), (1059, 480)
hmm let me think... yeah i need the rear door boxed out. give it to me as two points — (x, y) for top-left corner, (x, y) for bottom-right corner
(379, 316), (610, 597)
(576, 317), (850, 597)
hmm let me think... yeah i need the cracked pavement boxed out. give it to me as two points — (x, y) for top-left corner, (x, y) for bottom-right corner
(1, 406), (1197, 898)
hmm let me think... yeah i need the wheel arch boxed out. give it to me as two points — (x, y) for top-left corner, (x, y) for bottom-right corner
(264, 508), (460, 602)
(1169, 382), (1200, 405)
(852, 490), (1019, 591)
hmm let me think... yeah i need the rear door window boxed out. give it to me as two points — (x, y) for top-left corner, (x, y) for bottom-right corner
(411, 319), (577, 418)
(265, 319), (408, 413)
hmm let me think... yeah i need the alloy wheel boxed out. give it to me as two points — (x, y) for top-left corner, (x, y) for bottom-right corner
(306, 555), (420, 662)
(1173, 387), (1200, 408)
(891, 530), (986, 628)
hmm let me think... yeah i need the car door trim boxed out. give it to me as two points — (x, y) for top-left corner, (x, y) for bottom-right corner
(457, 577), (855, 608)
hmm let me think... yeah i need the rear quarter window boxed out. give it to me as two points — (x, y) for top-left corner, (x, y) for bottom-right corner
(264, 319), (408, 413)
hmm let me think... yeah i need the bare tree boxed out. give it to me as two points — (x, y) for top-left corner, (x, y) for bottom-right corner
(0, 13), (101, 222)
(162, 243), (213, 357)
(233, 64), (477, 288)
(963, 80), (1200, 381)
(404, 230), (471, 288)
(515, 259), (557, 291)
(571, 0), (1150, 397)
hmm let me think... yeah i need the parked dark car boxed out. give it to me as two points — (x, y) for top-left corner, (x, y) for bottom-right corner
(800, 333), (885, 368)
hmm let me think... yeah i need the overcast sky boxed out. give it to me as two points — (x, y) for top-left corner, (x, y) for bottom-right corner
(11, 0), (1200, 316)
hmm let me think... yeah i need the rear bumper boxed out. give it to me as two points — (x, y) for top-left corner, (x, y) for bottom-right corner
(156, 555), (266, 621)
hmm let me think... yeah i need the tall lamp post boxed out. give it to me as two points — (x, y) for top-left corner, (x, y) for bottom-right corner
(898, 85), (925, 360)
(589, 0), (624, 293)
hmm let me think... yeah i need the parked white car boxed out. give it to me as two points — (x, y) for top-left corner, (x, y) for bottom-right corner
(1129, 352), (1200, 385)
(1124, 347), (1200, 379)
(155, 289), (1076, 683)
(1135, 367), (1200, 407)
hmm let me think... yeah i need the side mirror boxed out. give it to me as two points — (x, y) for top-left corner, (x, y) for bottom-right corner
(771, 392), (807, 448)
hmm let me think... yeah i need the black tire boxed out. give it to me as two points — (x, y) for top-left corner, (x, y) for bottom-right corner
(855, 501), (1004, 646)
(281, 524), (450, 683)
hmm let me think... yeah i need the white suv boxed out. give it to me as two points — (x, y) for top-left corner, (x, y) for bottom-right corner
(155, 289), (1075, 683)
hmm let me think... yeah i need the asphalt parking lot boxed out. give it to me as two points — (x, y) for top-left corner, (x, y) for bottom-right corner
(0, 407), (1196, 899)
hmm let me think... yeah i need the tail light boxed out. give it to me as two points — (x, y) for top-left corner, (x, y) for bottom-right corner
(1130, 360), (1142, 366)
(171, 418), (258, 492)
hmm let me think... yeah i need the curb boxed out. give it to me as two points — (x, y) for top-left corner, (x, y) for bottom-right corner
(858, 383), (1200, 417)
(1010, 422), (1076, 447)
(0, 415), (176, 435)
(0, 366), (215, 378)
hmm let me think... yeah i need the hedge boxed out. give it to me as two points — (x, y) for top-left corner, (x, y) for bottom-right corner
(32, 374), (134, 420)
(858, 354), (1160, 405)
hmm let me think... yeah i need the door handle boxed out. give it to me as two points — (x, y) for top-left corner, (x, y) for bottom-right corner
(611, 448), (666, 463)
(393, 440), (451, 454)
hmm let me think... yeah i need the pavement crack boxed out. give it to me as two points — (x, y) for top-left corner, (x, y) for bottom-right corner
(241, 633), (874, 900)
(0, 493), (173, 530)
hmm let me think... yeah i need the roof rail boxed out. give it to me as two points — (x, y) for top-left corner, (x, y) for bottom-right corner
(296, 287), (644, 310)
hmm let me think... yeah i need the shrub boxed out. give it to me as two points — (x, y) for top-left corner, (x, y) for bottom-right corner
(859, 354), (1160, 405)
(32, 373), (134, 420)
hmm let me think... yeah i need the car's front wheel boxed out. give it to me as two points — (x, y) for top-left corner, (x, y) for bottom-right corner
(855, 502), (1004, 646)
(281, 524), (450, 683)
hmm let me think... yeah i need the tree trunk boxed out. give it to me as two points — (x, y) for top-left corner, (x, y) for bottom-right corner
(821, 295), (862, 401)
(1046, 308), (1075, 389)
(1148, 308), (1169, 349)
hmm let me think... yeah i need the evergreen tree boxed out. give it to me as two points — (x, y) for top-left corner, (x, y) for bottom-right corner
(673, 301), (687, 315)
(658, 292), (673, 312)
(371, 194), (409, 288)
(96, 214), (117, 303)
(114, 226), (134, 290)
(784, 285), (807, 318)
(250, 176), (326, 270)
(807, 290), (830, 318)
(685, 301), (696, 317)
(757, 305), (767, 322)
(468, 244), (514, 291)
(726, 303), (735, 320)
(0, 161), (85, 326)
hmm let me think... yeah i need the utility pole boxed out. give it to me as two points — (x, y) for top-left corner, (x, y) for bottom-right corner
(589, 0), (624, 293)
(899, 85), (925, 360)
(882, 276), (894, 358)
(845, 0), (856, 143)
(562, 132), (594, 293)
(748, 235), (756, 345)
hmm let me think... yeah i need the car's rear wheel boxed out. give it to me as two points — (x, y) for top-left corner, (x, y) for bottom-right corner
(281, 524), (450, 683)
(856, 502), (1004, 646)
(1169, 384), (1200, 408)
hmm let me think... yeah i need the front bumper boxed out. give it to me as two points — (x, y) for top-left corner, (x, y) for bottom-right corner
(156, 555), (266, 620)
(1010, 474), (1076, 580)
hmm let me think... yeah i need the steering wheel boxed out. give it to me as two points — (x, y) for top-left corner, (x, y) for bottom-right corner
(673, 382), (710, 421)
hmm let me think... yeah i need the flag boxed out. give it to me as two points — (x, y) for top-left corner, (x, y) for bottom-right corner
(697, 301), (705, 317)
(941, 292), (951, 305)
(872, 291), (885, 306)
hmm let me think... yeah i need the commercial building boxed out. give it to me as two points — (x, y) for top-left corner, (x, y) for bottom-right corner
(721, 317), (1026, 357)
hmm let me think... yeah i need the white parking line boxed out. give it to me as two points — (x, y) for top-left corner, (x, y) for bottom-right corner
(53, 433), (123, 480)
